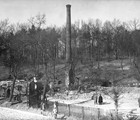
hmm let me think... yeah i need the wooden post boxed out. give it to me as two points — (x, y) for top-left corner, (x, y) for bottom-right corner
(82, 107), (84, 120)
(68, 104), (70, 116)
(57, 102), (59, 114)
(53, 101), (58, 119)
(90, 107), (92, 120)
(98, 108), (100, 120)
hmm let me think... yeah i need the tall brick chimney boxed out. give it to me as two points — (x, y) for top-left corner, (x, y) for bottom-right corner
(65, 4), (72, 89)
(66, 4), (72, 63)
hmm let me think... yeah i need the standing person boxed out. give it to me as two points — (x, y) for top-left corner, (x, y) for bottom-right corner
(6, 86), (10, 98)
(138, 97), (140, 107)
(95, 94), (98, 104)
(98, 94), (103, 105)
(29, 76), (38, 107)
(36, 81), (43, 108)
(91, 93), (98, 104)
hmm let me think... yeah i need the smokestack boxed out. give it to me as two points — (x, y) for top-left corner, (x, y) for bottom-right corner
(66, 4), (72, 63)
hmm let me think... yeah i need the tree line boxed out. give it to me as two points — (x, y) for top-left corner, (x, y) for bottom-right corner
(1, 17), (140, 67)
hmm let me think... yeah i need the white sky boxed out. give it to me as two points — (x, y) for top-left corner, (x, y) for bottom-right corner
(0, 0), (140, 27)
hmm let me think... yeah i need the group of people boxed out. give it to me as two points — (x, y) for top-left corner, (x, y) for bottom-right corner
(92, 93), (103, 105)
(28, 76), (52, 108)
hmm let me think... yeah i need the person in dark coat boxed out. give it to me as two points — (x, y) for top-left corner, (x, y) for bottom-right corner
(98, 94), (103, 105)
(138, 97), (140, 107)
(36, 81), (43, 108)
(29, 77), (38, 107)
(6, 86), (10, 98)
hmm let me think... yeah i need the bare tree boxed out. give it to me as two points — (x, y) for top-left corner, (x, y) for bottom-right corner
(6, 32), (28, 101)
(128, 19), (140, 31)
(103, 85), (124, 120)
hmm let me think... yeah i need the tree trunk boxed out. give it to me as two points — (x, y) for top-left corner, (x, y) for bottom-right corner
(42, 63), (48, 102)
(53, 47), (56, 83)
(115, 48), (119, 60)
(26, 77), (29, 105)
(9, 75), (16, 102)
(65, 64), (70, 89)
(69, 63), (75, 89)
(97, 45), (100, 69)
(115, 103), (119, 120)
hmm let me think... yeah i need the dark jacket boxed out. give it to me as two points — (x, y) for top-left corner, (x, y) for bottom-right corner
(99, 95), (103, 104)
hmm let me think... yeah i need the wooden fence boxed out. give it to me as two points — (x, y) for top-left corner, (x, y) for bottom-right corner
(48, 101), (115, 120)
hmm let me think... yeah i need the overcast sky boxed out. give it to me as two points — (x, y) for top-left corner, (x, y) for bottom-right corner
(0, 0), (140, 27)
